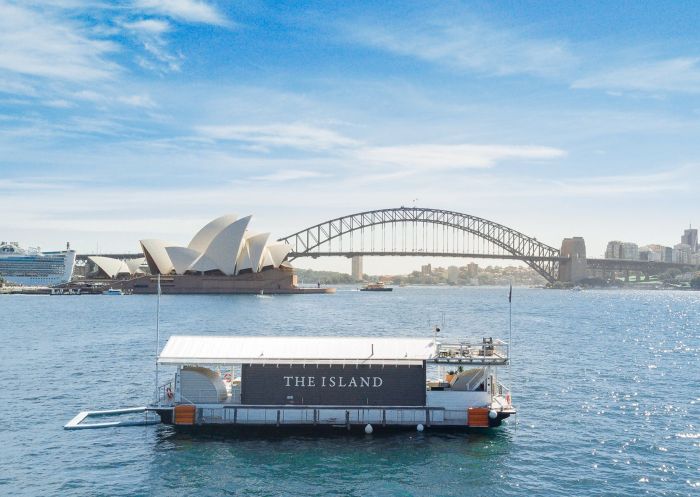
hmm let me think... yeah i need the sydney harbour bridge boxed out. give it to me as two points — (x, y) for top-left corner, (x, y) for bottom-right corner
(82, 207), (697, 283)
(277, 207), (696, 283)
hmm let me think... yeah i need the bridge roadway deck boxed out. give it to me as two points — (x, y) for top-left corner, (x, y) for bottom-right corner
(586, 258), (698, 272)
(290, 251), (566, 261)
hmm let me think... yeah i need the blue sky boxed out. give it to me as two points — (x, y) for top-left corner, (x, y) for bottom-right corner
(1, 0), (698, 273)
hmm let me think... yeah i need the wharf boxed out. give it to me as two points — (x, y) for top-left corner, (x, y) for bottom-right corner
(123, 272), (336, 295)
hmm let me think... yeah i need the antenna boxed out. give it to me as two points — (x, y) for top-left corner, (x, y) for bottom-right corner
(508, 281), (513, 407)
(432, 323), (440, 346)
(155, 273), (161, 403)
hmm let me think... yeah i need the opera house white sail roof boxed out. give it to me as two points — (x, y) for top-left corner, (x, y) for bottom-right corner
(88, 256), (146, 279)
(140, 214), (292, 276)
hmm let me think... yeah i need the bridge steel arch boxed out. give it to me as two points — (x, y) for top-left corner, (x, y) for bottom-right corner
(279, 207), (562, 282)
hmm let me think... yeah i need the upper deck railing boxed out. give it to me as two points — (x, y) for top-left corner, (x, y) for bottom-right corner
(432, 338), (508, 365)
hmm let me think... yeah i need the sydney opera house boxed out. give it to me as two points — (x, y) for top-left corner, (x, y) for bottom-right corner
(90, 214), (331, 294)
(139, 214), (292, 277)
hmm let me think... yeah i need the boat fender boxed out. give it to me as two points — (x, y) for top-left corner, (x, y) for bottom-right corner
(365, 424), (373, 434)
(416, 424), (424, 432)
(166, 387), (173, 400)
(488, 410), (498, 420)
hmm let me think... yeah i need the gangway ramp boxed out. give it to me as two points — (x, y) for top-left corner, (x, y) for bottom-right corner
(64, 406), (160, 430)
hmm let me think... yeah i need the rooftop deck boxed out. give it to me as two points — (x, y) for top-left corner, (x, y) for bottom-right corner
(157, 335), (509, 366)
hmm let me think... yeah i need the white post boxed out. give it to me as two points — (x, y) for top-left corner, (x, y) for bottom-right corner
(508, 282), (512, 404)
(509, 285), (512, 353)
(155, 273), (161, 403)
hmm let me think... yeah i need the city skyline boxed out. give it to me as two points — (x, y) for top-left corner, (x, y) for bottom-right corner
(1, 1), (699, 274)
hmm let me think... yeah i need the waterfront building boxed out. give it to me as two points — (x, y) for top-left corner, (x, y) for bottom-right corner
(88, 256), (147, 279)
(421, 263), (432, 276)
(673, 243), (692, 264)
(641, 244), (672, 263)
(681, 227), (698, 253)
(664, 246), (674, 263)
(351, 256), (363, 281)
(605, 241), (638, 260)
(447, 265), (459, 283)
(0, 241), (76, 286)
(139, 214), (291, 276)
(605, 241), (622, 259)
(620, 242), (639, 260)
(123, 215), (331, 295)
(467, 262), (479, 277)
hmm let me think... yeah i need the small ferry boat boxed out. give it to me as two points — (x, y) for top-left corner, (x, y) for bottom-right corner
(360, 282), (393, 292)
(102, 288), (124, 295)
(146, 335), (514, 431)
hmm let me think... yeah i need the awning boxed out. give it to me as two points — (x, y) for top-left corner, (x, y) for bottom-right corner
(157, 335), (437, 366)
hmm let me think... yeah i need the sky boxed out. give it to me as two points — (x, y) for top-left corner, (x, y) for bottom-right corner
(0, 0), (698, 274)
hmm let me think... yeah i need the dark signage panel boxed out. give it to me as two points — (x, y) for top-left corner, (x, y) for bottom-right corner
(241, 364), (426, 406)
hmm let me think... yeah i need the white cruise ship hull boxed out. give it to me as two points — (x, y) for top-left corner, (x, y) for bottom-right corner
(0, 250), (76, 287)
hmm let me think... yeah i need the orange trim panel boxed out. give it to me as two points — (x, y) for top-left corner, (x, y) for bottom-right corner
(174, 404), (197, 425)
(468, 407), (490, 428)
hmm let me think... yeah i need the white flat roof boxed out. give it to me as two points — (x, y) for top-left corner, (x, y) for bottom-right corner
(157, 336), (437, 365)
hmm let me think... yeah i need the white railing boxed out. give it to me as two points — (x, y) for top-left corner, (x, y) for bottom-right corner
(434, 338), (509, 365)
(196, 405), (446, 427)
(153, 380), (174, 406)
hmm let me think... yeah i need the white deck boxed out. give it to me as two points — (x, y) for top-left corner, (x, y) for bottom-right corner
(158, 336), (436, 365)
(157, 335), (509, 366)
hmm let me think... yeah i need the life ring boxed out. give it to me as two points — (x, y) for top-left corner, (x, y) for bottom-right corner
(224, 373), (232, 382)
(166, 387), (173, 400)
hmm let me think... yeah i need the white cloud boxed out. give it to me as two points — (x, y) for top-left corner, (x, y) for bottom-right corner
(551, 169), (690, 196)
(350, 18), (575, 78)
(43, 99), (73, 108)
(357, 144), (565, 169)
(135, 0), (229, 26)
(0, 1), (118, 81)
(196, 123), (361, 151)
(572, 57), (700, 94)
(117, 94), (157, 108)
(252, 170), (328, 182)
(0, 77), (37, 96)
(122, 18), (171, 35)
(120, 17), (183, 72)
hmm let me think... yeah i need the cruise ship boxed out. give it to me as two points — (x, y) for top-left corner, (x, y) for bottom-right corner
(0, 242), (76, 287)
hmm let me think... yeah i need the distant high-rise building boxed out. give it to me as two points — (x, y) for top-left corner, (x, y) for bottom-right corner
(664, 246), (673, 263)
(673, 244), (692, 264)
(351, 256), (363, 281)
(605, 241), (622, 259)
(620, 242), (639, 260)
(681, 227), (698, 253)
(447, 266), (460, 283)
(466, 262), (479, 277)
(605, 241), (638, 260)
(421, 263), (432, 276)
(640, 244), (670, 262)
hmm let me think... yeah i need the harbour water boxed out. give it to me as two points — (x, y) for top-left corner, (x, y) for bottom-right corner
(0, 287), (698, 496)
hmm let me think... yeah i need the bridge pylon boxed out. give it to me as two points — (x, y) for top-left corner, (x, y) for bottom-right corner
(559, 237), (587, 283)
(351, 256), (363, 281)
